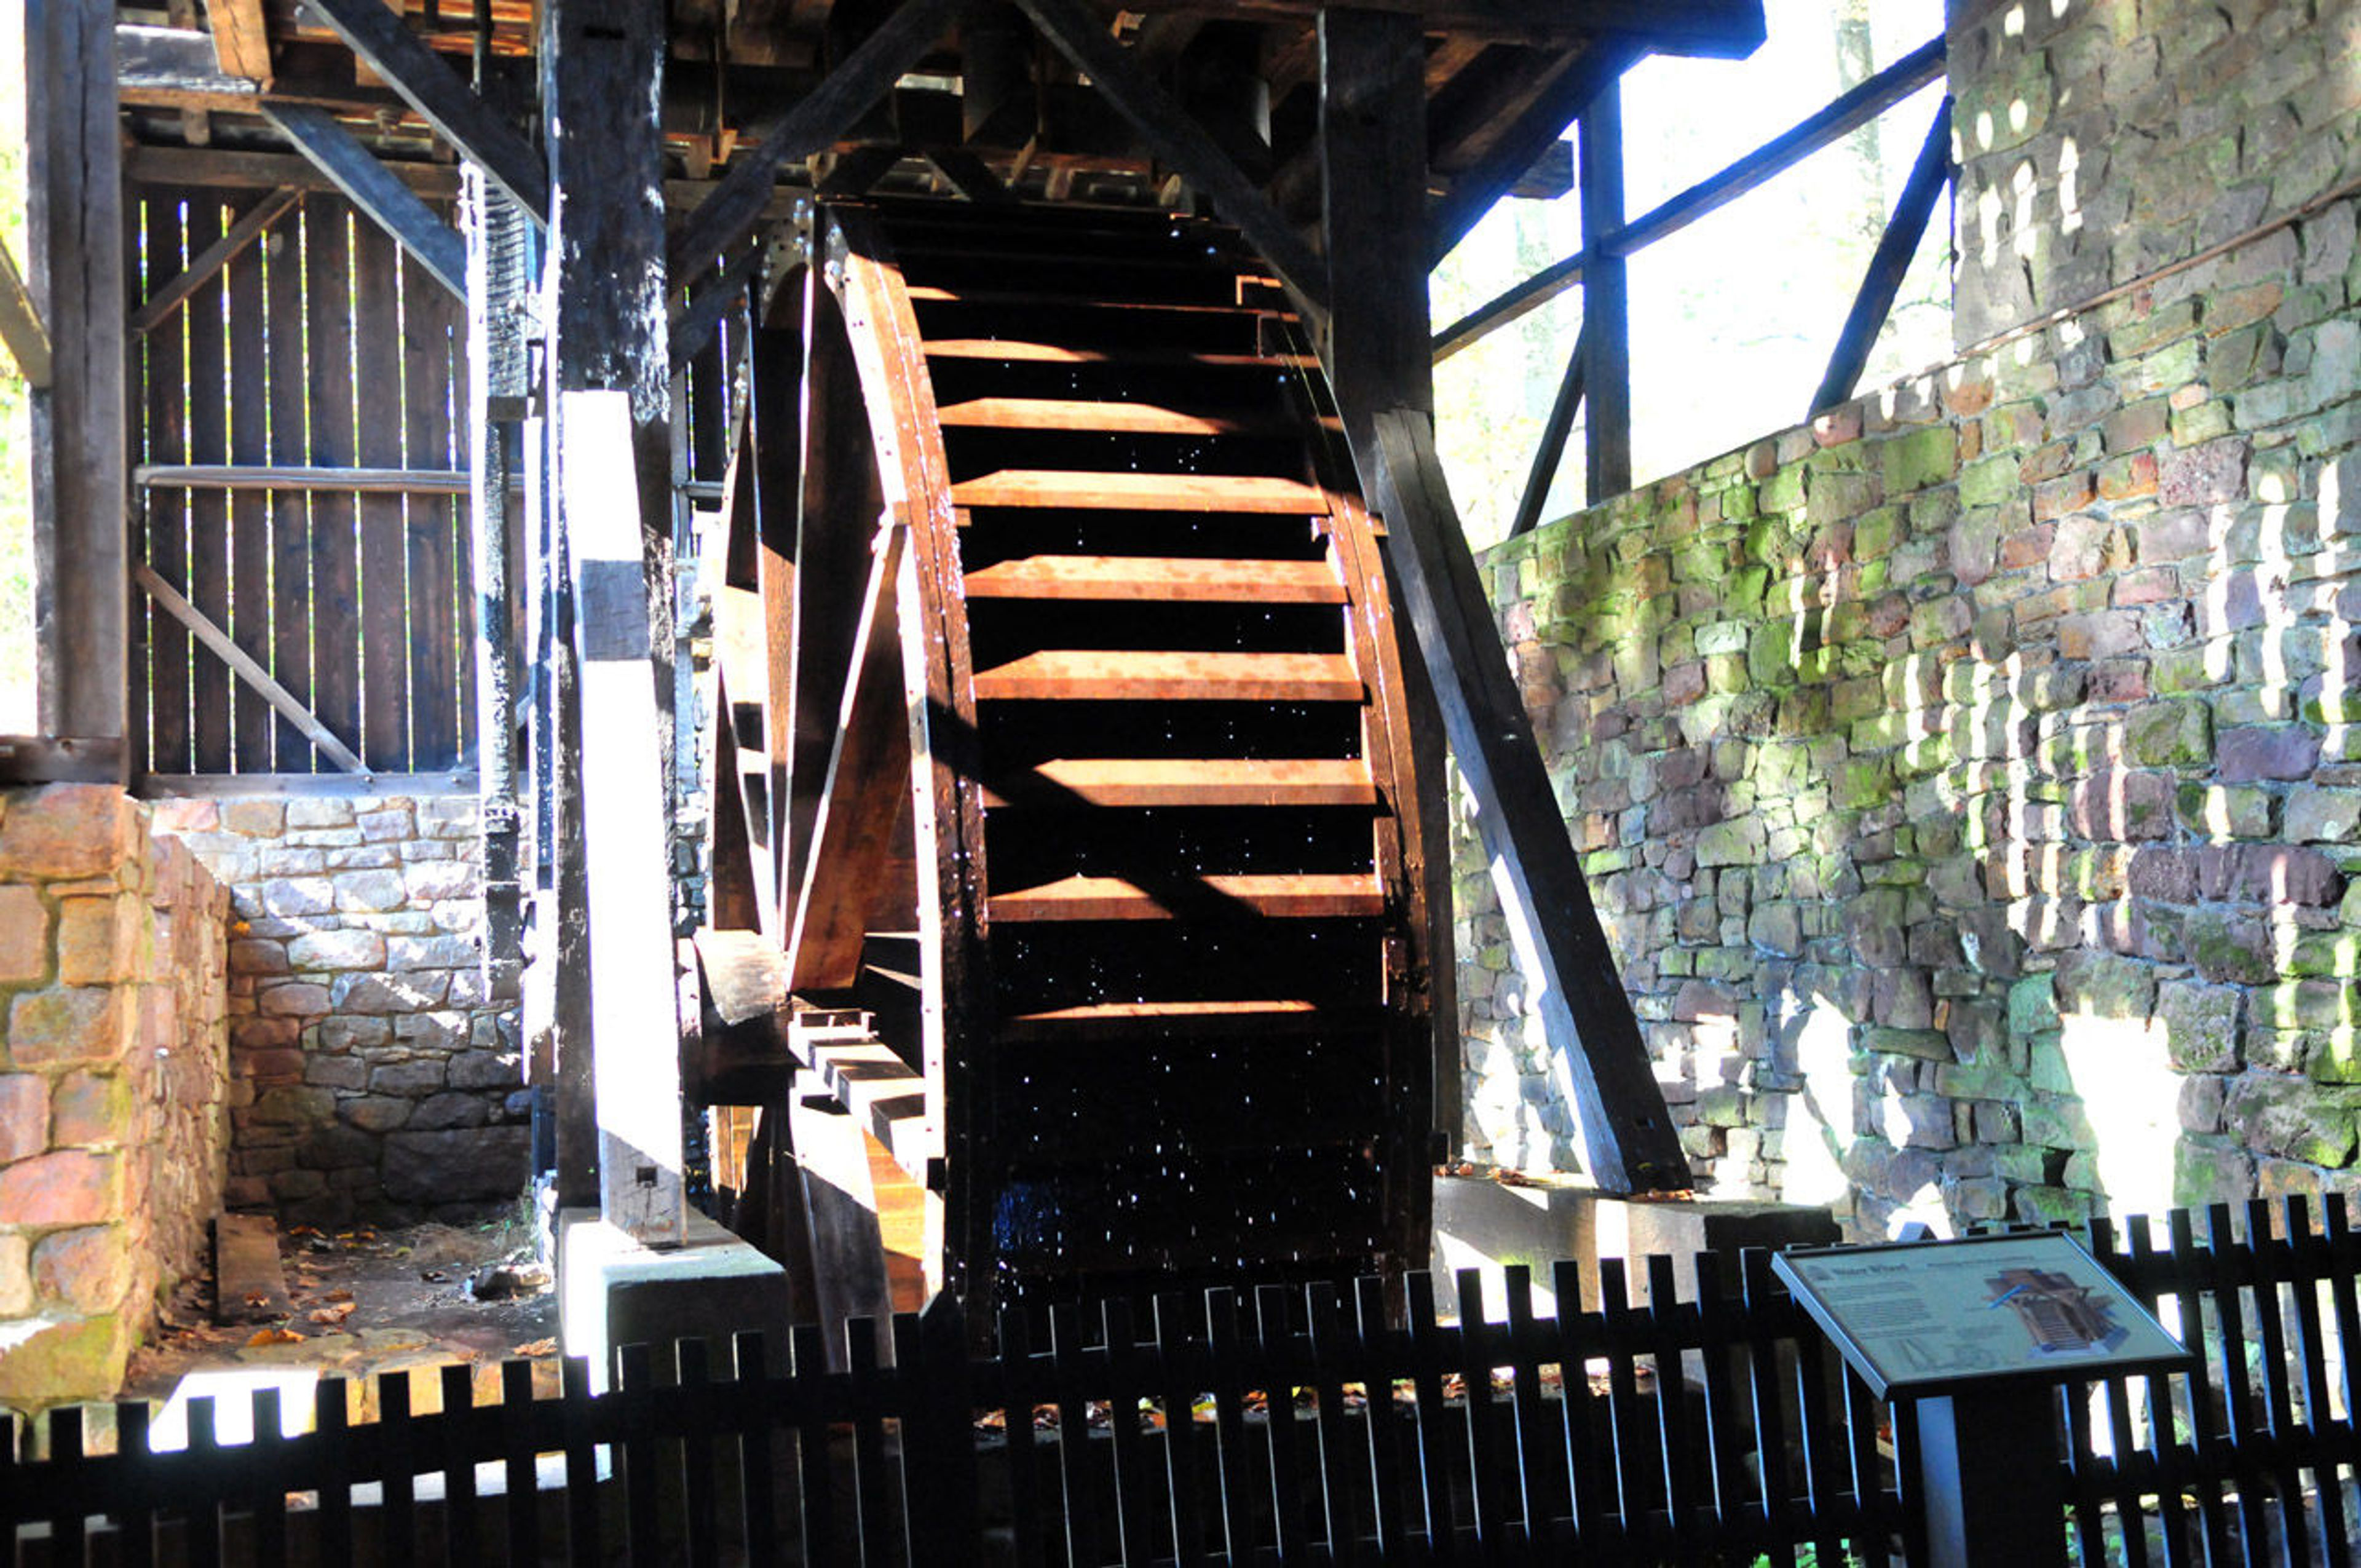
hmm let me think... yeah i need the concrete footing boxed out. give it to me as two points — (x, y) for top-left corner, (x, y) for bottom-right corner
(1430, 1172), (1840, 1320)
(556, 1207), (791, 1392)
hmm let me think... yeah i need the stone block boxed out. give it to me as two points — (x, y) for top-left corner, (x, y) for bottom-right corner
(341, 1096), (413, 1133)
(30, 1225), (132, 1315)
(6, 987), (127, 1067)
(0, 786), (141, 881)
(0, 1149), (122, 1225)
(409, 1090), (492, 1130)
(381, 1126), (529, 1203)
(287, 929), (387, 972)
(448, 1050), (521, 1090)
(2225, 1073), (2354, 1166)
(0, 885), (49, 984)
(258, 877), (336, 918)
(249, 1085), (336, 1127)
(2157, 437), (2250, 505)
(0, 1074), (48, 1163)
(370, 1058), (447, 1097)
(219, 800), (286, 837)
(2217, 724), (2322, 783)
(333, 870), (408, 913)
(227, 938), (291, 976)
(50, 1069), (132, 1147)
(256, 981), (332, 1017)
(0, 1313), (129, 1405)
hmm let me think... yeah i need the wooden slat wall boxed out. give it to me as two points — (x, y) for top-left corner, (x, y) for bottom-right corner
(127, 186), (476, 776)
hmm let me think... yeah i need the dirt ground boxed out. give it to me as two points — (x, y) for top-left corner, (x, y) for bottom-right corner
(123, 1218), (561, 1406)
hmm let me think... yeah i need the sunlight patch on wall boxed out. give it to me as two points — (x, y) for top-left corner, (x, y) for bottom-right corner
(2058, 1012), (2177, 1225)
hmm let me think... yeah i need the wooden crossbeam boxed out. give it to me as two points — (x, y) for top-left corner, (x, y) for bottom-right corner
(133, 462), (508, 494)
(668, 0), (971, 282)
(1431, 34), (1947, 361)
(133, 561), (366, 774)
(262, 105), (467, 298)
(0, 239), (52, 389)
(1810, 98), (1953, 417)
(299, 0), (551, 225)
(207, 0), (274, 82)
(1367, 411), (1686, 1195)
(1508, 321), (1586, 539)
(1016, 0), (1327, 309)
(128, 187), (302, 337)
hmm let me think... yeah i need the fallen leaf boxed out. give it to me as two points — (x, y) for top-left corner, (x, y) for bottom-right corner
(244, 1290), (271, 1308)
(512, 1338), (558, 1357)
(246, 1326), (304, 1347)
(287, 1225), (321, 1238)
(325, 1288), (354, 1303)
(308, 1302), (357, 1325)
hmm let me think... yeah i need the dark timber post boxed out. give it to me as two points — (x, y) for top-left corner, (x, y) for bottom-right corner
(465, 168), (529, 1007)
(24, 0), (128, 780)
(1578, 75), (1631, 502)
(1322, 16), (1687, 1195)
(540, 0), (684, 1243)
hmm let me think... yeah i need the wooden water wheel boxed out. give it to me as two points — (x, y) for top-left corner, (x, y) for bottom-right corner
(692, 197), (1439, 1326)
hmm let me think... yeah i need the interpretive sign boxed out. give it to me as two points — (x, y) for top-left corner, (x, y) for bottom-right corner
(1772, 1230), (2192, 1400)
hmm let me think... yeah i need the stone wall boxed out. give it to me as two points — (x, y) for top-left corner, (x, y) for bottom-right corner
(0, 785), (231, 1406)
(154, 792), (528, 1227)
(1461, 177), (2361, 1235)
(1949, 0), (2361, 347)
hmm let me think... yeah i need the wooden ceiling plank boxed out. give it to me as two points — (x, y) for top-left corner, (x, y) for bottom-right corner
(207, 0), (275, 82)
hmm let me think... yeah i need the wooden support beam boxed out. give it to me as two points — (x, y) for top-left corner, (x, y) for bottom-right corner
(786, 523), (910, 993)
(1426, 41), (1634, 266)
(1320, 7), (1429, 450)
(128, 188), (303, 338)
(262, 105), (468, 298)
(1430, 34), (1945, 362)
(1508, 321), (1584, 539)
(1810, 97), (1952, 417)
(299, 0), (550, 224)
(27, 0), (128, 767)
(207, 0), (274, 82)
(1577, 74), (1629, 501)
(0, 239), (52, 389)
(1367, 411), (1686, 1195)
(133, 561), (367, 774)
(561, 389), (688, 1247)
(922, 145), (1018, 205)
(1016, 0), (1327, 309)
(465, 165), (531, 1002)
(668, 0), (969, 283)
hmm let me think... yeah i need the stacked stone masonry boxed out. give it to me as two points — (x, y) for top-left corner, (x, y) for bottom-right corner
(0, 785), (230, 1407)
(1949, 0), (2361, 347)
(154, 793), (527, 1226)
(1464, 174), (2361, 1237)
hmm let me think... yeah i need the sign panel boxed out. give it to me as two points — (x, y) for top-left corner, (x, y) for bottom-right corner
(1773, 1230), (2193, 1400)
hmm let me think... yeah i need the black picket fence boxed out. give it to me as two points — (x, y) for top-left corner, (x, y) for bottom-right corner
(6, 1198), (2361, 1566)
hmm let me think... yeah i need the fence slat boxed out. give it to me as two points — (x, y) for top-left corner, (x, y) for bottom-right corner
(1643, 1256), (1707, 1567)
(1254, 1282), (1314, 1562)
(143, 188), (193, 775)
(1404, 1270), (1460, 1556)
(995, 1307), (1049, 1567)
(561, 1355), (603, 1568)
(403, 250), (462, 769)
(500, 1356), (543, 1566)
(1050, 1300), (1107, 1566)
(1355, 1274), (1417, 1561)
(2292, 1197), (2355, 1568)
(306, 204), (362, 764)
(1304, 1280), (1362, 1564)
(250, 1385), (290, 1568)
(1456, 1267), (1516, 1561)
(188, 1394), (224, 1568)
(732, 1331), (780, 1565)
(1204, 1286), (1260, 1564)
(676, 1337), (721, 1568)
(354, 220), (410, 770)
(617, 1342), (662, 1566)
(1155, 1291), (1211, 1568)
(1552, 1257), (1619, 1556)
